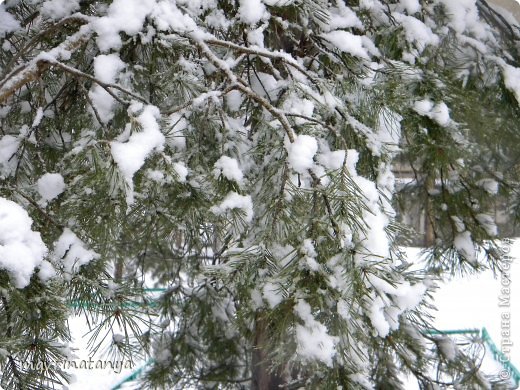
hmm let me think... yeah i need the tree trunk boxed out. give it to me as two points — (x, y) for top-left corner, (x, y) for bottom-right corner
(424, 175), (435, 247)
(251, 313), (284, 390)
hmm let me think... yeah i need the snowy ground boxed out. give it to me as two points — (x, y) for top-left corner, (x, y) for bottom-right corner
(404, 241), (520, 368)
(403, 241), (520, 388)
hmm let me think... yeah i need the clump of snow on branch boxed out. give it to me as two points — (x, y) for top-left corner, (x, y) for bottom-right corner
(413, 99), (451, 126)
(0, 135), (20, 177)
(0, 6), (20, 36)
(476, 178), (499, 194)
(93, 0), (156, 51)
(437, 336), (458, 361)
(398, 0), (421, 14)
(173, 162), (188, 183)
(0, 198), (53, 288)
(502, 64), (520, 106)
(238, 0), (267, 25)
(476, 214), (497, 237)
(294, 300), (338, 367)
(210, 192), (253, 223)
(435, 0), (489, 38)
(111, 103), (165, 205)
(52, 228), (99, 279)
(37, 173), (65, 205)
(453, 231), (476, 264)
(321, 30), (370, 59)
(318, 150), (346, 171)
(344, 149), (391, 263)
(286, 134), (318, 174)
(366, 274), (427, 337)
(262, 282), (283, 308)
(214, 156), (244, 185)
(317, 2), (362, 32)
(41, 0), (80, 20)
(88, 53), (125, 123)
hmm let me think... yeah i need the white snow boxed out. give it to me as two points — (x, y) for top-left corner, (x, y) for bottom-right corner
(31, 107), (44, 128)
(413, 99), (451, 126)
(146, 169), (165, 183)
(247, 25), (266, 47)
(0, 5), (20, 36)
(403, 242), (520, 388)
(166, 113), (187, 150)
(376, 109), (402, 154)
(210, 191), (254, 222)
(294, 300), (338, 367)
(111, 104), (165, 205)
(451, 216), (465, 233)
(301, 239), (319, 271)
(503, 64), (520, 105)
(41, 0), (80, 20)
(318, 150), (346, 171)
(237, 0), (267, 25)
(394, 14), (439, 52)
(150, 1), (201, 37)
(476, 214), (498, 237)
(225, 90), (244, 112)
(398, 0), (421, 14)
(283, 96), (315, 125)
(0, 198), (51, 288)
(173, 162), (188, 183)
(477, 178), (499, 194)
(453, 231), (476, 264)
(345, 149), (392, 263)
(318, 3), (363, 32)
(368, 295), (391, 337)
(437, 336), (458, 361)
(37, 173), (65, 204)
(0, 135), (20, 177)
(213, 156), (244, 185)
(93, 0), (156, 51)
(366, 276), (427, 336)
(435, 0), (488, 39)
(88, 53), (125, 123)
(393, 281), (428, 311)
(321, 30), (370, 59)
(262, 282), (283, 308)
(250, 71), (282, 101)
(93, 53), (126, 85)
(52, 228), (99, 279)
(286, 134), (318, 174)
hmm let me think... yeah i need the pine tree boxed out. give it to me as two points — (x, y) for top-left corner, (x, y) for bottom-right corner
(0, 0), (519, 388)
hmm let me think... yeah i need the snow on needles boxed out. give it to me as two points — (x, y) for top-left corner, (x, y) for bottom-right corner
(210, 192), (253, 223)
(294, 300), (338, 367)
(41, 0), (80, 20)
(321, 30), (370, 59)
(238, 0), (267, 25)
(52, 228), (99, 279)
(37, 173), (65, 205)
(111, 103), (165, 205)
(213, 156), (244, 185)
(413, 99), (451, 126)
(0, 198), (53, 288)
(93, 0), (156, 51)
(0, 5), (19, 36)
(89, 53), (125, 123)
(502, 64), (520, 106)
(286, 134), (318, 174)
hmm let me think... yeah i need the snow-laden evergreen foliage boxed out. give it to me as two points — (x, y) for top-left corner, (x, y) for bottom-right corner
(0, 0), (519, 388)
